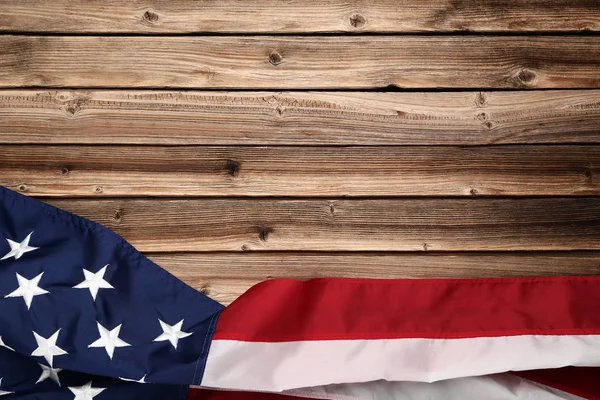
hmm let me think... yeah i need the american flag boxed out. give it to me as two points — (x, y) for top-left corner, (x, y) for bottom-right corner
(1, 185), (599, 400)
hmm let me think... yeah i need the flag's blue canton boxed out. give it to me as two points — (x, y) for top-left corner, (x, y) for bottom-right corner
(0, 186), (224, 399)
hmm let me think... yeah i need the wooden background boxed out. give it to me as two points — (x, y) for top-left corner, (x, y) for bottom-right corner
(1, 1), (599, 305)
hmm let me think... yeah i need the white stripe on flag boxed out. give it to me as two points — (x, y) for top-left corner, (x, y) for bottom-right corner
(203, 335), (600, 392)
(286, 374), (586, 400)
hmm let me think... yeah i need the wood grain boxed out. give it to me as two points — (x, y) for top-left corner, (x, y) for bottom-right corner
(3, 145), (598, 197)
(147, 252), (600, 304)
(1, 36), (599, 89)
(1, 0), (598, 33)
(40, 198), (600, 252)
(2, 90), (600, 145)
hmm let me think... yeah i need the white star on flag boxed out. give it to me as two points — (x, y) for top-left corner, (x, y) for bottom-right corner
(1, 232), (38, 260)
(5, 272), (49, 309)
(36, 363), (62, 387)
(0, 378), (12, 396)
(119, 374), (146, 384)
(31, 329), (68, 367)
(0, 337), (14, 352)
(153, 319), (192, 350)
(88, 322), (130, 359)
(68, 381), (106, 400)
(73, 265), (114, 301)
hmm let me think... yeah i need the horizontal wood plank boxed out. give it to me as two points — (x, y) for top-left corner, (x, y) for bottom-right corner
(148, 252), (600, 304)
(1, 36), (599, 89)
(36, 198), (600, 252)
(3, 145), (598, 197)
(2, 90), (600, 145)
(1, 0), (598, 33)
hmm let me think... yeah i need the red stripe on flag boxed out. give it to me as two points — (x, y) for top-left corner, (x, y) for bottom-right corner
(213, 276), (600, 342)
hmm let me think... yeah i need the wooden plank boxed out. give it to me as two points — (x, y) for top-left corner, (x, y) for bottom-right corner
(1, 36), (599, 89)
(147, 252), (600, 304)
(0, 0), (598, 33)
(2, 90), (600, 145)
(39, 198), (600, 252)
(3, 145), (598, 197)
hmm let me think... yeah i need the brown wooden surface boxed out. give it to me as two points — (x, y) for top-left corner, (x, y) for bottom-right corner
(42, 198), (600, 252)
(2, 36), (600, 89)
(1, 0), (598, 33)
(2, 90), (600, 145)
(2, 145), (598, 197)
(1, 1), (599, 303)
(149, 252), (600, 304)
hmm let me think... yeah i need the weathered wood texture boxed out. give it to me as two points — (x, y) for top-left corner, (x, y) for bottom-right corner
(43, 198), (600, 252)
(1, 0), (598, 33)
(2, 0), (600, 304)
(1, 36), (599, 89)
(2, 90), (600, 145)
(148, 252), (600, 304)
(2, 145), (598, 197)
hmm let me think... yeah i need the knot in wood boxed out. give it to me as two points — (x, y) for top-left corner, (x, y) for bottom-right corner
(349, 14), (366, 28)
(476, 112), (488, 121)
(65, 104), (80, 116)
(225, 159), (240, 177)
(18, 184), (27, 192)
(329, 202), (336, 215)
(258, 227), (273, 242)
(56, 92), (74, 102)
(269, 51), (283, 66)
(143, 10), (159, 23)
(64, 97), (88, 116)
(516, 69), (537, 86)
(474, 92), (487, 108)
(113, 208), (123, 222)
(199, 285), (210, 295)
